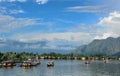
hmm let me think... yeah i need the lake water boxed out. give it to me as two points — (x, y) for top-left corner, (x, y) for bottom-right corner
(0, 60), (120, 76)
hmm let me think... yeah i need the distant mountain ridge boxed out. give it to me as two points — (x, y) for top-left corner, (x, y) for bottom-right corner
(0, 38), (73, 54)
(0, 38), (47, 53)
(74, 37), (120, 55)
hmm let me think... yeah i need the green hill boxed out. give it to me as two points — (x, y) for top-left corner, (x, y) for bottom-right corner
(74, 37), (120, 55)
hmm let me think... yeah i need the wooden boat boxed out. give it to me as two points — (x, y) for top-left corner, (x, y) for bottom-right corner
(47, 61), (54, 67)
(20, 59), (40, 67)
(33, 60), (40, 66)
(21, 62), (32, 67)
(103, 60), (106, 64)
(0, 59), (15, 67)
(85, 61), (90, 64)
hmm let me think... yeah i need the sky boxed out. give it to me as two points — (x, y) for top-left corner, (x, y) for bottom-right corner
(0, 0), (120, 50)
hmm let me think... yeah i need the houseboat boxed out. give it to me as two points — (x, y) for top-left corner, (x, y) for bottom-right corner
(20, 59), (40, 67)
(0, 59), (16, 67)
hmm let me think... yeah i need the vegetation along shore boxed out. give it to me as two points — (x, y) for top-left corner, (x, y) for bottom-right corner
(0, 52), (120, 62)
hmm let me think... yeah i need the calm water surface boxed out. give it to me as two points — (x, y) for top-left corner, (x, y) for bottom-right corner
(0, 60), (120, 76)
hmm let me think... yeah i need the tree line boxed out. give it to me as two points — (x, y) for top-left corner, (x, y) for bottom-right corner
(0, 52), (119, 62)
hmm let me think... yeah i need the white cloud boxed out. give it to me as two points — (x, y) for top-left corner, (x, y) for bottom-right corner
(98, 11), (120, 28)
(66, 5), (110, 13)
(0, 0), (26, 2)
(11, 32), (93, 44)
(95, 11), (120, 39)
(9, 9), (24, 14)
(64, 11), (120, 41)
(36, 0), (48, 5)
(66, 0), (120, 13)
(68, 24), (95, 33)
(94, 32), (119, 39)
(0, 0), (49, 5)
(42, 45), (76, 50)
(0, 0), (49, 4)
(1, 11), (120, 46)
(0, 5), (25, 14)
(15, 0), (26, 2)
(0, 14), (41, 32)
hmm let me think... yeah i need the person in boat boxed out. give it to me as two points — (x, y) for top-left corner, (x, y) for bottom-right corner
(47, 61), (54, 67)
(103, 59), (106, 63)
(85, 61), (90, 64)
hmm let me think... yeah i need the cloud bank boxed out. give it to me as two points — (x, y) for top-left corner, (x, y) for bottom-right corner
(95, 11), (120, 39)
(1, 11), (120, 45)
(0, 14), (42, 32)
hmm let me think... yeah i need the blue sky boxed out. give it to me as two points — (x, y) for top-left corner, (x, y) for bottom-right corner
(0, 0), (120, 50)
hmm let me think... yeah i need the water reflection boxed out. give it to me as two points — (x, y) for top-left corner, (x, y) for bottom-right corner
(0, 60), (120, 76)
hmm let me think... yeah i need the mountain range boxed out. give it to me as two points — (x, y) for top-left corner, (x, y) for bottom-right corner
(0, 38), (75, 54)
(74, 37), (120, 56)
(1, 37), (120, 55)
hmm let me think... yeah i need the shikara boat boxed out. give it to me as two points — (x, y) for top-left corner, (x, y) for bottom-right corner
(85, 61), (90, 64)
(47, 61), (54, 67)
